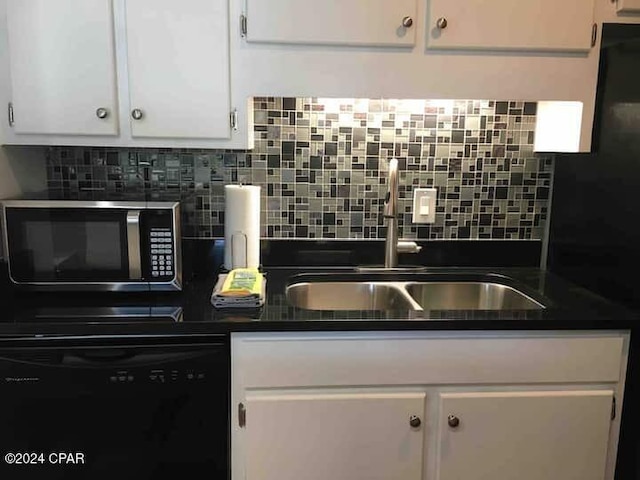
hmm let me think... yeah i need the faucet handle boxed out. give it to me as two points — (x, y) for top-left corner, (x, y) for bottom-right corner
(397, 241), (422, 254)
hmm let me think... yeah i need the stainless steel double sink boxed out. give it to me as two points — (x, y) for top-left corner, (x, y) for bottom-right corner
(285, 272), (546, 311)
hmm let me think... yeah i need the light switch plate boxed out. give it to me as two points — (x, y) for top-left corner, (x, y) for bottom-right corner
(412, 188), (437, 224)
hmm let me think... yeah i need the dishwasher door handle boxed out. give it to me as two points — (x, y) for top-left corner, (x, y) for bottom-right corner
(61, 346), (227, 367)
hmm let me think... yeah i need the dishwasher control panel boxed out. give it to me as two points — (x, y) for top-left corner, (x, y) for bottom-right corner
(109, 369), (208, 384)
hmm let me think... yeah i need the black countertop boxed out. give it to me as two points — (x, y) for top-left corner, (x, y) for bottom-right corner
(0, 261), (636, 338)
(1, 240), (637, 480)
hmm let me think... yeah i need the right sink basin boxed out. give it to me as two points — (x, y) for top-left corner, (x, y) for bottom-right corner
(404, 281), (544, 311)
(285, 272), (547, 312)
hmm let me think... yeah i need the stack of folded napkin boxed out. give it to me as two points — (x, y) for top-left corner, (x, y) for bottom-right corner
(211, 268), (266, 309)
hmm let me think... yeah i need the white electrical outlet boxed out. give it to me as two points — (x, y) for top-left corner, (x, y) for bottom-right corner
(412, 188), (437, 224)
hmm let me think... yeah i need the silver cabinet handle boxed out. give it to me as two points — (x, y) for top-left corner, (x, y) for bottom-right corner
(96, 107), (109, 119)
(436, 17), (448, 29)
(409, 415), (421, 428)
(402, 16), (413, 28)
(447, 415), (460, 428)
(230, 109), (239, 131)
(131, 108), (144, 120)
(127, 210), (142, 280)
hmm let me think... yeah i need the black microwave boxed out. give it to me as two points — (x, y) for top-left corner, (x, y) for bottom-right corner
(1, 200), (182, 291)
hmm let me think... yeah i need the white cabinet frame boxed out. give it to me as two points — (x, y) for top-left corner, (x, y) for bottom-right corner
(232, 330), (630, 480)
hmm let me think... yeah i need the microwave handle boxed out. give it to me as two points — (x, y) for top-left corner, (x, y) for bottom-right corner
(126, 210), (142, 280)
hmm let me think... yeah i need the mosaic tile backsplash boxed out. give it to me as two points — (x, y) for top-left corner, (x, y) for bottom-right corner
(46, 98), (553, 240)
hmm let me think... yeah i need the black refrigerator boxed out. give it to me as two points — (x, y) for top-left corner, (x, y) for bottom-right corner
(549, 23), (640, 308)
(547, 23), (640, 480)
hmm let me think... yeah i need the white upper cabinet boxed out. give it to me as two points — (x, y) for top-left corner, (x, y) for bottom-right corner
(232, 0), (605, 151)
(427, 0), (595, 52)
(124, 0), (231, 139)
(0, 0), (252, 148)
(6, 0), (118, 135)
(245, 0), (417, 47)
(436, 390), (614, 480)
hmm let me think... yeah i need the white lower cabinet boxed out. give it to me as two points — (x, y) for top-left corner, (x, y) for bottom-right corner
(245, 391), (425, 480)
(232, 331), (629, 480)
(436, 390), (614, 480)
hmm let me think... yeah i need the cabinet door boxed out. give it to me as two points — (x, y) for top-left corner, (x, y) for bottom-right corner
(245, 391), (426, 480)
(427, 0), (595, 52)
(436, 390), (614, 480)
(6, 0), (118, 135)
(124, 0), (231, 139)
(245, 0), (417, 47)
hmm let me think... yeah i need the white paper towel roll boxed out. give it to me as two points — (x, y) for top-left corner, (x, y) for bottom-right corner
(224, 185), (261, 270)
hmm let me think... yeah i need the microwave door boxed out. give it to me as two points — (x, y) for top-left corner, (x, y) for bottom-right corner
(126, 210), (142, 280)
(4, 207), (134, 288)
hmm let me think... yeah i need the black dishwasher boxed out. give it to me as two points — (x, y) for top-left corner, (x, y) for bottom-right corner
(0, 334), (229, 480)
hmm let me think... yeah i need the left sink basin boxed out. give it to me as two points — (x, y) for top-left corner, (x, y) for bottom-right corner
(285, 282), (417, 311)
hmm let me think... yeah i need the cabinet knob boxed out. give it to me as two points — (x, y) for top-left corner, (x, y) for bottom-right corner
(447, 414), (460, 428)
(402, 16), (414, 28)
(409, 415), (421, 428)
(436, 17), (448, 29)
(96, 107), (109, 119)
(131, 108), (144, 120)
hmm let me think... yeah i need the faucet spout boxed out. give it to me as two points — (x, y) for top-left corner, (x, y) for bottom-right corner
(383, 158), (422, 269)
(384, 158), (399, 219)
(384, 159), (399, 268)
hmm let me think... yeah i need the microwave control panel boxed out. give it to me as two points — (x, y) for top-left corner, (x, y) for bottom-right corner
(149, 229), (174, 279)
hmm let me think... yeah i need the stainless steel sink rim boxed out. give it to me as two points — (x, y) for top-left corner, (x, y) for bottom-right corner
(285, 280), (546, 312)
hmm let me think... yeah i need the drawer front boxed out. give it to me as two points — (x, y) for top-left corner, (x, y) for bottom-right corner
(233, 332), (626, 388)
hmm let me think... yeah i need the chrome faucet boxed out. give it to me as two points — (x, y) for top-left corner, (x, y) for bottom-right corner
(383, 158), (422, 268)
